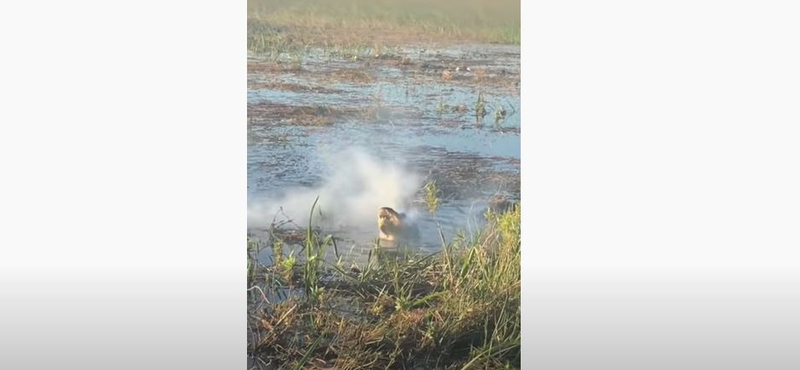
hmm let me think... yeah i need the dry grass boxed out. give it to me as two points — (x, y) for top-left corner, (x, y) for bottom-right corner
(248, 0), (520, 53)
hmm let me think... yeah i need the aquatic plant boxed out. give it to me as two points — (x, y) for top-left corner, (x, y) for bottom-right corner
(495, 105), (507, 125)
(424, 180), (441, 215)
(436, 97), (448, 115)
(475, 91), (487, 123)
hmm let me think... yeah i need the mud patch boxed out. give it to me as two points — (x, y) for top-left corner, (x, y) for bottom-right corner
(247, 101), (423, 126)
(248, 103), (358, 126)
(411, 148), (521, 201)
(247, 80), (345, 94)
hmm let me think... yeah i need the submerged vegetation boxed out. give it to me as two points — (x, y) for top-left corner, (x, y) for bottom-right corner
(247, 202), (521, 369)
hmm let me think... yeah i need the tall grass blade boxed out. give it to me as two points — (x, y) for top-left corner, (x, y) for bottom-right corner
(293, 333), (324, 370)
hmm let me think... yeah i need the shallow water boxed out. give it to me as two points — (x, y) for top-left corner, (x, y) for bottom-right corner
(247, 44), (520, 264)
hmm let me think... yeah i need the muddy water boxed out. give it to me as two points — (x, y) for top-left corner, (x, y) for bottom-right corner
(248, 44), (520, 264)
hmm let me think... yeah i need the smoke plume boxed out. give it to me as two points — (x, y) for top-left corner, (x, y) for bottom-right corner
(247, 148), (421, 232)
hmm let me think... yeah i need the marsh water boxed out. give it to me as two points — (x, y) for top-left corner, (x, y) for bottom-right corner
(247, 44), (520, 265)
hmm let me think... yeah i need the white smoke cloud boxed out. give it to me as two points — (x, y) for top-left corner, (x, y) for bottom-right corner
(247, 148), (421, 232)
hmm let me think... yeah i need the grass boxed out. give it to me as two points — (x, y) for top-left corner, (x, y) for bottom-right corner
(475, 92), (487, 123)
(248, 202), (521, 369)
(424, 180), (441, 216)
(248, 0), (520, 53)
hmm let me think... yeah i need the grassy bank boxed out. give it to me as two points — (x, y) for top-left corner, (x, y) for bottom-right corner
(248, 0), (520, 53)
(247, 202), (521, 369)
